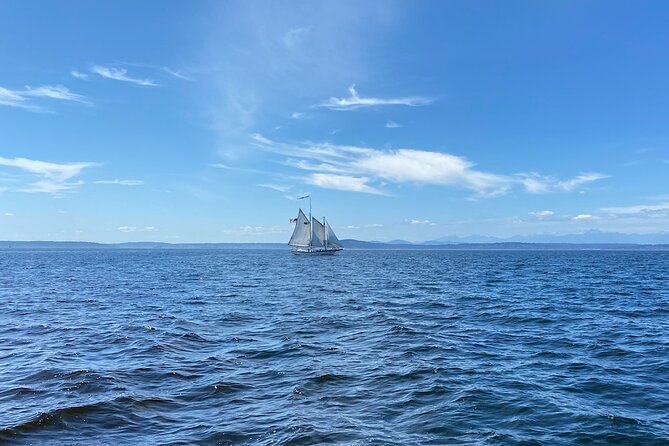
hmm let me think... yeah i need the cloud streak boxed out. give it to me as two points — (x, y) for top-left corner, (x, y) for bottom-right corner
(95, 179), (144, 186)
(0, 85), (88, 111)
(91, 65), (158, 86)
(118, 226), (157, 233)
(528, 210), (555, 219)
(249, 135), (608, 197)
(317, 85), (433, 111)
(163, 67), (196, 81)
(71, 70), (88, 80)
(601, 201), (669, 215)
(0, 156), (96, 195)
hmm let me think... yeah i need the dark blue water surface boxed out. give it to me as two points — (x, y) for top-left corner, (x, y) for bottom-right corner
(1, 249), (668, 445)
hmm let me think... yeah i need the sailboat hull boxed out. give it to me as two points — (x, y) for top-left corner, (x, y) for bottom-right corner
(291, 248), (341, 255)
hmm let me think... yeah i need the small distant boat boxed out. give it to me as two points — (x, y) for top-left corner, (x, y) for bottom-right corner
(288, 196), (343, 255)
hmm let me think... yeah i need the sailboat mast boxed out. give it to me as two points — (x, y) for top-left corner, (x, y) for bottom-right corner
(324, 216), (328, 250)
(309, 195), (312, 250)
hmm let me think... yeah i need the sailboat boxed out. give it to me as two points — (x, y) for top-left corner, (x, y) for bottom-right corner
(288, 196), (343, 255)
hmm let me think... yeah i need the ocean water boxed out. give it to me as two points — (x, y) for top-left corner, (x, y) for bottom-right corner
(1, 249), (668, 445)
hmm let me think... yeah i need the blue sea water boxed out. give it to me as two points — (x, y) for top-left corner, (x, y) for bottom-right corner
(1, 249), (668, 445)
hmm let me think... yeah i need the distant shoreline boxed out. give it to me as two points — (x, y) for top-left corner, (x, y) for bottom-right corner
(2, 240), (669, 251)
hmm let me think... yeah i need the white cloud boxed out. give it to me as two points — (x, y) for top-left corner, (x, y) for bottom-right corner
(250, 135), (606, 198)
(251, 133), (272, 145)
(163, 67), (196, 81)
(4, 212), (14, 216)
(317, 85), (433, 111)
(0, 156), (96, 196)
(409, 219), (432, 225)
(306, 173), (385, 195)
(517, 172), (607, 194)
(258, 183), (291, 192)
(601, 202), (669, 215)
(354, 149), (511, 196)
(0, 157), (94, 182)
(21, 179), (83, 194)
(0, 84), (88, 111)
(345, 225), (360, 229)
(557, 173), (608, 191)
(385, 120), (401, 128)
(291, 112), (306, 119)
(71, 70), (88, 80)
(529, 210), (555, 219)
(118, 226), (158, 233)
(209, 163), (232, 170)
(365, 223), (383, 228)
(573, 214), (598, 220)
(91, 65), (158, 86)
(21, 85), (87, 104)
(95, 179), (144, 186)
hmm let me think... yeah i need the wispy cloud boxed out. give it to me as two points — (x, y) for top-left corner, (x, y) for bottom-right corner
(91, 65), (158, 86)
(70, 70), (89, 80)
(557, 173), (608, 191)
(306, 173), (386, 195)
(209, 163), (232, 170)
(258, 183), (292, 192)
(601, 201), (669, 215)
(317, 85), (433, 111)
(4, 212), (14, 217)
(202, 2), (401, 156)
(249, 135), (607, 197)
(282, 26), (311, 49)
(385, 120), (401, 128)
(0, 156), (96, 195)
(409, 219), (434, 225)
(529, 210), (555, 219)
(0, 85), (88, 111)
(573, 213), (598, 220)
(517, 172), (607, 194)
(118, 226), (158, 233)
(291, 112), (306, 120)
(95, 179), (144, 186)
(163, 67), (196, 81)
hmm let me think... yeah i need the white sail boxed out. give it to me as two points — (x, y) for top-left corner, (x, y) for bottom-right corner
(311, 217), (325, 248)
(325, 222), (343, 249)
(288, 209), (311, 246)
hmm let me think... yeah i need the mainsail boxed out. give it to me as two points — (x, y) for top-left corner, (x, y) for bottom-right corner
(288, 209), (311, 247)
(311, 217), (326, 248)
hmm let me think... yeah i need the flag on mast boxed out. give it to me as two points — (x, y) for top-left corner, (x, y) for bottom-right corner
(298, 194), (310, 199)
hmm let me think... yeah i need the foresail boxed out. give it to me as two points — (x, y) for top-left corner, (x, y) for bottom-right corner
(325, 222), (343, 249)
(288, 209), (311, 246)
(311, 217), (325, 247)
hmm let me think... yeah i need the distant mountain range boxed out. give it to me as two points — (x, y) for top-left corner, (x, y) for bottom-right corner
(2, 230), (669, 250)
(421, 230), (669, 245)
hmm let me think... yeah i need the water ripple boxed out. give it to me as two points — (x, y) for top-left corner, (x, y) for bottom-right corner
(1, 249), (668, 444)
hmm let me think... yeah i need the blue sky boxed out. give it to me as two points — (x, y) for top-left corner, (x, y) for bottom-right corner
(1, 0), (668, 243)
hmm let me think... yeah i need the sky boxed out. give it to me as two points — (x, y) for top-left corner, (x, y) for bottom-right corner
(1, 0), (668, 243)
